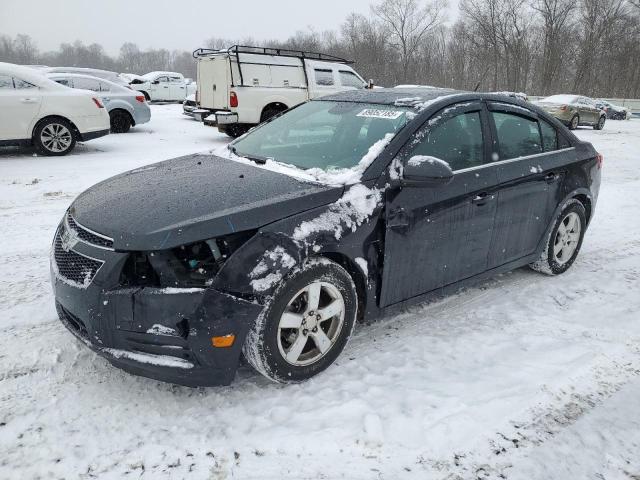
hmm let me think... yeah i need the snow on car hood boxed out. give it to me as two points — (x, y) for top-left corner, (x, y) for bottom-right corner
(70, 155), (343, 251)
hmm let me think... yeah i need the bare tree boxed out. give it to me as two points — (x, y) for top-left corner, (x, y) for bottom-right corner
(372, 0), (447, 83)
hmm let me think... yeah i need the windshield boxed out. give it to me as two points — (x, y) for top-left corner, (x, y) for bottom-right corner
(232, 101), (411, 171)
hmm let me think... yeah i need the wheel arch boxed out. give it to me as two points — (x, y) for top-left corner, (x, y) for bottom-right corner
(319, 252), (368, 322)
(32, 115), (81, 142)
(109, 107), (135, 126)
(260, 102), (288, 121)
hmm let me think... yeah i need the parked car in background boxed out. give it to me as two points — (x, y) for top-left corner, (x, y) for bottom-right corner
(537, 94), (606, 130)
(47, 73), (151, 133)
(185, 78), (197, 96)
(0, 62), (110, 156)
(43, 67), (130, 88)
(492, 91), (529, 102)
(51, 88), (601, 386)
(595, 99), (631, 120)
(183, 93), (197, 117)
(193, 45), (369, 137)
(129, 71), (188, 102)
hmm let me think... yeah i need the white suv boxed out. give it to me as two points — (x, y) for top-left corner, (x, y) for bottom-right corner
(0, 62), (110, 156)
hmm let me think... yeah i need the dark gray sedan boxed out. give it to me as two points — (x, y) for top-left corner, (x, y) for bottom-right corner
(51, 88), (601, 387)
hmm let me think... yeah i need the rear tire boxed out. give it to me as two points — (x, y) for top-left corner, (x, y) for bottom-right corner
(260, 104), (286, 123)
(243, 258), (358, 383)
(530, 200), (586, 276)
(109, 110), (132, 133)
(32, 117), (76, 156)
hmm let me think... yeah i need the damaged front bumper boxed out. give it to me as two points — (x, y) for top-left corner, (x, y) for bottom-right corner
(51, 232), (263, 387)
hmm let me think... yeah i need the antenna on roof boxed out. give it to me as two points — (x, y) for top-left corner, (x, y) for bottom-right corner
(474, 65), (492, 92)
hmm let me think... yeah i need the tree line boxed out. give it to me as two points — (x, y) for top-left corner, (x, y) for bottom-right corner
(1, 0), (639, 97)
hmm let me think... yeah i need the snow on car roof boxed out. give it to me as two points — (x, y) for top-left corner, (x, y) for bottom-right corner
(141, 71), (183, 79)
(539, 94), (580, 103)
(318, 87), (462, 106)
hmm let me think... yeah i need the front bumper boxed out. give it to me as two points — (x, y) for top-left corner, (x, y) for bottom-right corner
(50, 223), (263, 387)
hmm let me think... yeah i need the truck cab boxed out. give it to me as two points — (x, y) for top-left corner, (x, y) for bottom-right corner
(193, 46), (368, 137)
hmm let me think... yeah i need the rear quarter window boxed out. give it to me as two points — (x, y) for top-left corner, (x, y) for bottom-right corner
(0, 75), (14, 89)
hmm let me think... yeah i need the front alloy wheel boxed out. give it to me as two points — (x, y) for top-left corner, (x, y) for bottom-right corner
(243, 258), (357, 383)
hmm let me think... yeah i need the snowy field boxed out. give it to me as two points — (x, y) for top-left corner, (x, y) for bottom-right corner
(1, 105), (639, 480)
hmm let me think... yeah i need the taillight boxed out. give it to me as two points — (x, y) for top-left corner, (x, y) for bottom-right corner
(92, 97), (104, 109)
(596, 153), (603, 169)
(229, 91), (238, 108)
(135, 95), (145, 103)
(560, 105), (567, 111)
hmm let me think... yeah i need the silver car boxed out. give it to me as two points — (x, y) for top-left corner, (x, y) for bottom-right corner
(47, 73), (151, 133)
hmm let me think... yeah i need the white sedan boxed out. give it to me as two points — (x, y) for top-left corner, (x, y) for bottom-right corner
(128, 71), (189, 102)
(0, 62), (110, 156)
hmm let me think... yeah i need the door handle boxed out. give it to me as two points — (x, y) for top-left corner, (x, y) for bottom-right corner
(21, 98), (38, 103)
(545, 172), (559, 183)
(388, 207), (411, 233)
(472, 192), (493, 206)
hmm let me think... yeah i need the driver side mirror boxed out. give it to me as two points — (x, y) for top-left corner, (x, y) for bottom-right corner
(401, 155), (454, 187)
(366, 79), (375, 89)
(152, 80), (160, 85)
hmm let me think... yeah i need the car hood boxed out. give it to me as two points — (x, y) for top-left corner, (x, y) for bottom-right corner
(70, 154), (343, 251)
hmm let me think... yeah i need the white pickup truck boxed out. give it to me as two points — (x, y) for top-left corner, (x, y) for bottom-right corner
(192, 46), (370, 137)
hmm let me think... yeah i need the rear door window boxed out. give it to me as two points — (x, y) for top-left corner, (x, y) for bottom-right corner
(73, 77), (101, 92)
(409, 111), (485, 171)
(14, 78), (36, 89)
(314, 69), (335, 86)
(492, 112), (542, 160)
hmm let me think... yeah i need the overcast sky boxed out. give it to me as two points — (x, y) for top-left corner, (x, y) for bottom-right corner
(0, 0), (389, 55)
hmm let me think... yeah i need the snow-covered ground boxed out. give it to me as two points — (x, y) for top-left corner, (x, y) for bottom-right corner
(1, 106), (639, 479)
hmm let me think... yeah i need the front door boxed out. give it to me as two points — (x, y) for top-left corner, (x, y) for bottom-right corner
(381, 103), (500, 307)
(169, 76), (186, 101)
(0, 75), (42, 141)
(485, 105), (566, 268)
(153, 76), (171, 101)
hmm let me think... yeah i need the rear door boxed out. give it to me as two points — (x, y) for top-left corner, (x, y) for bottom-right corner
(307, 66), (342, 98)
(198, 57), (229, 109)
(0, 75), (42, 141)
(485, 104), (569, 268)
(381, 102), (500, 306)
(154, 76), (171, 101)
(169, 75), (186, 101)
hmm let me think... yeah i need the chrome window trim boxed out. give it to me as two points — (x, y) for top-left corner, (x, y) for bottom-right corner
(64, 213), (115, 251)
(454, 147), (576, 174)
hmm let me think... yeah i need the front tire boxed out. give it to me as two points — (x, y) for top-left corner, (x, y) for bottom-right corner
(109, 110), (132, 133)
(594, 115), (605, 130)
(32, 117), (76, 156)
(530, 201), (586, 275)
(243, 258), (358, 383)
(569, 115), (579, 130)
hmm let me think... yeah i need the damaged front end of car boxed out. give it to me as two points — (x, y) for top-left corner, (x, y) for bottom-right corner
(51, 211), (265, 386)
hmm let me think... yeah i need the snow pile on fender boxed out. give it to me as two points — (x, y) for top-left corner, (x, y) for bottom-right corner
(249, 247), (297, 293)
(292, 184), (381, 242)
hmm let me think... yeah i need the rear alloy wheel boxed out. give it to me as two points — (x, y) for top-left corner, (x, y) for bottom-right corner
(243, 258), (357, 383)
(110, 110), (132, 133)
(569, 115), (579, 130)
(594, 115), (605, 130)
(33, 118), (76, 156)
(530, 201), (586, 275)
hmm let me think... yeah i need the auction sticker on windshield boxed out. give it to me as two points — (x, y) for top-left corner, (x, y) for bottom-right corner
(356, 109), (404, 120)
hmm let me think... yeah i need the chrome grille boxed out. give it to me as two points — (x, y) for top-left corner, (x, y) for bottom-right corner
(66, 212), (114, 249)
(53, 228), (104, 287)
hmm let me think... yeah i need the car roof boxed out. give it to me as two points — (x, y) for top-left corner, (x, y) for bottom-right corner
(0, 62), (68, 89)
